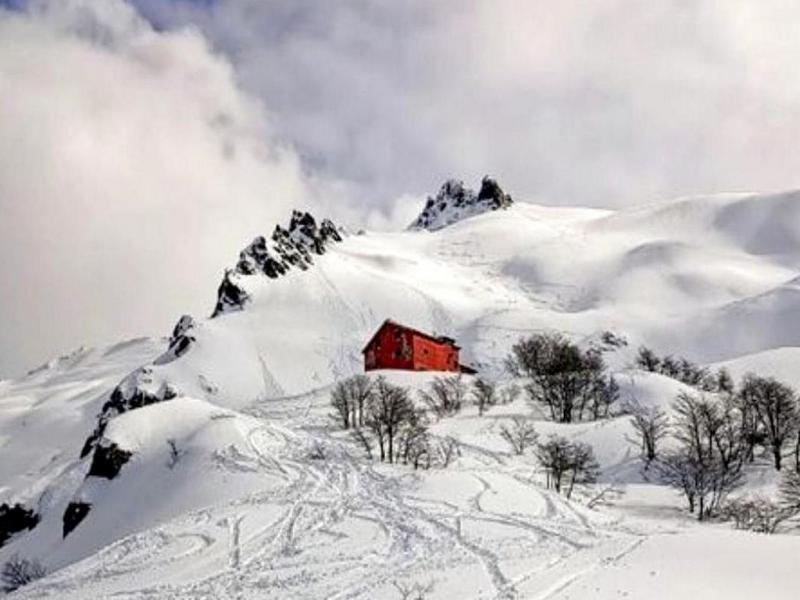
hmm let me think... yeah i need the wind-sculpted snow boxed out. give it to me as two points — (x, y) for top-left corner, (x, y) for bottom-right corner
(3, 189), (800, 598)
(10, 374), (800, 599)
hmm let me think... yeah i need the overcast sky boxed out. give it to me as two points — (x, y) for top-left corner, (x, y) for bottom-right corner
(3, 0), (800, 376)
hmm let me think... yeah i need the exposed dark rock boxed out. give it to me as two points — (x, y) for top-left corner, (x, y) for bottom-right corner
(0, 503), (39, 548)
(212, 270), (251, 317)
(81, 367), (178, 458)
(211, 210), (344, 317)
(154, 315), (197, 365)
(477, 176), (513, 209)
(62, 502), (90, 538)
(410, 176), (514, 231)
(87, 442), (132, 480)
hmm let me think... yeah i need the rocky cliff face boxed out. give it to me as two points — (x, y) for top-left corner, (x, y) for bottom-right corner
(409, 176), (513, 231)
(213, 211), (344, 317)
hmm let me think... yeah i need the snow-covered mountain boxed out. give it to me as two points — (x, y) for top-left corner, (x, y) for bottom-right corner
(2, 180), (800, 599)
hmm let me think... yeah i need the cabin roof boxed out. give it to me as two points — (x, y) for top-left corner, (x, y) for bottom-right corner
(361, 319), (460, 353)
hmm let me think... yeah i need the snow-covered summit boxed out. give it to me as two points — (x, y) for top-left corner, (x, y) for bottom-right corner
(212, 210), (344, 316)
(409, 176), (513, 231)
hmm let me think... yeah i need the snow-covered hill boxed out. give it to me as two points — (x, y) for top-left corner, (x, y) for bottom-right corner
(2, 181), (800, 598)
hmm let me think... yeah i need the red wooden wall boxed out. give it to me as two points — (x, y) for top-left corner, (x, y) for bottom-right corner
(364, 321), (460, 372)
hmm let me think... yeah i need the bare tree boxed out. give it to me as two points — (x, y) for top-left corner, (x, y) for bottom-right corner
(365, 377), (414, 463)
(434, 436), (461, 468)
(330, 375), (374, 429)
(715, 368), (735, 396)
(419, 375), (467, 418)
(657, 393), (744, 520)
(397, 410), (431, 469)
(626, 400), (669, 468)
(351, 427), (373, 460)
(740, 374), (798, 470)
(506, 333), (612, 423)
(499, 416), (538, 455)
(1, 555), (46, 593)
(590, 375), (619, 419)
(780, 469), (800, 511)
(535, 436), (599, 498)
(499, 383), (521, 405)
(564, 442), (600, 499)
(471, 378), (496, 416)
(655, 449), (698, 514)
(393, 579), (435, 600)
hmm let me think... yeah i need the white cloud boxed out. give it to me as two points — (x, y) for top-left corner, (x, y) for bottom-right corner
(135, 0), (800, 208)
(6, 0), (800, 374)
(0, 0), (325, 375)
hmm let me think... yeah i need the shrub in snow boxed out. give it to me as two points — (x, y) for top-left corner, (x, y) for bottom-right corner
(720, 496), (797, 534)
(635, 346), (729, 393)
(505, 332), (617, 423)
(166, 439), (185, 469)
(433, 436), (460, 468)
(392, 579), (435, 600)
(471, 378), (496, 416)
(0, 503), (39, 549)
(598, 330), (628, 349)
(498, 383), (521, 405)
(1, 555), (46, 593)
(418, 375), (467, 419)
(535, 436), (599, 499)
(499, 417), (538, 456)
(308, 441), (327, 461)
(780, 469), (800, 511)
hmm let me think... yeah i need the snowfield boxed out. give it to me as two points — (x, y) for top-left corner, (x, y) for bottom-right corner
(2, 188), (800, 598)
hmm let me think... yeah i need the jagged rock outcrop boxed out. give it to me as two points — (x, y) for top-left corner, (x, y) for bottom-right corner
(87, 442), (133, 480)
(154, 315), (197, 366)
(81, 366), (178, 458)
(212, 211), (344, 317)
(409, 176), (513, 231)
(0, 503), (39, 548)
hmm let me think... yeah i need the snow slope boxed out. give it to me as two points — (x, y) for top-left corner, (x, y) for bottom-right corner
(2, 186), (800, 598)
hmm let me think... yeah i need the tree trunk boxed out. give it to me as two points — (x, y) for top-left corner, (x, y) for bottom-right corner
(566, 472), (576, 499)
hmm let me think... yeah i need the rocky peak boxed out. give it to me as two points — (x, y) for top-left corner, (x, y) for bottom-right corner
(409, 176), (513, 231)
(477, 176), (513, 209)
(213, 211), (345, 317)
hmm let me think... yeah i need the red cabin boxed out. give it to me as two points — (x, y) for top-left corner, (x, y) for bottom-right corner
(362, 320), (474, 373)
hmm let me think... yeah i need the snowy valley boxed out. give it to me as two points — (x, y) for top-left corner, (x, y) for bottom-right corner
(2, 178), (800, 599)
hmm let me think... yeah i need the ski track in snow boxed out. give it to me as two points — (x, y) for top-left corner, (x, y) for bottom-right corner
(17, 389), (645, 600)
(11, 197), (800, 598)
